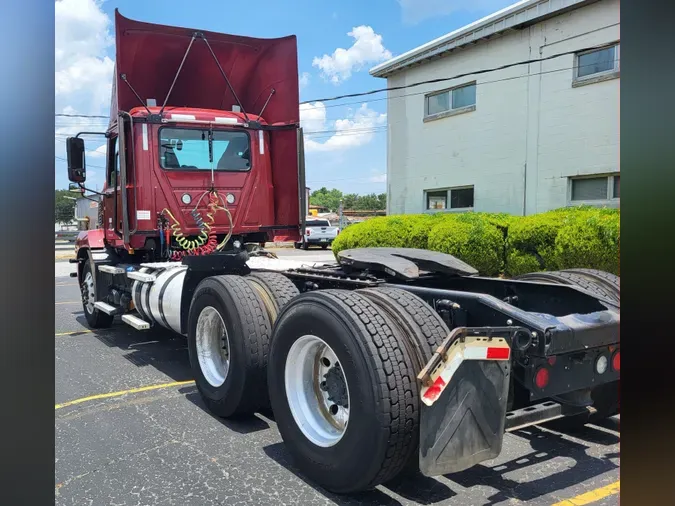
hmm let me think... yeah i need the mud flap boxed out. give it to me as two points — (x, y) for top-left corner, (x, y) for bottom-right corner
(416, 329), (515, 477)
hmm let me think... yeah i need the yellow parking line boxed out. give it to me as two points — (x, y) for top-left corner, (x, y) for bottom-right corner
(55, 380), (196, 410)
(55, 330), (93, 337)
(551, 481), (620, 506)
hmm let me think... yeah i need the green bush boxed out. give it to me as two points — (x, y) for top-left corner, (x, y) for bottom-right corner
(428, 214), (504, 276)
(553, 211), (620, 275)
(505, 206), (620, 276)
(331, 206), (619, 277)
(332, 214), (444, 255)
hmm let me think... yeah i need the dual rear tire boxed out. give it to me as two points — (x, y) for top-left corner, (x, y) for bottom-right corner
(186, 272), (300, 417)
(187, 273), (449, 493)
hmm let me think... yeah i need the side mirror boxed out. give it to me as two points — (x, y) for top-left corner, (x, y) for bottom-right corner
(66, 137), (86, 183)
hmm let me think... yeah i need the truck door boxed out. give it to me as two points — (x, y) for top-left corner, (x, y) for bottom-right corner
(103, 135), (121, 239)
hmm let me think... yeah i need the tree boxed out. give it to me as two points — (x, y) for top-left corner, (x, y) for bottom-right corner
(310, 187), (343, 212)
(342, 193), (358, 210)
(377, 193), (387, 211)
(354, 193), (380, 211)
(55, 189), (75, 224)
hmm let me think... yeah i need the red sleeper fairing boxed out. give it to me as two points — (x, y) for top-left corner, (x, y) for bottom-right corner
(108, 10), (301, 244)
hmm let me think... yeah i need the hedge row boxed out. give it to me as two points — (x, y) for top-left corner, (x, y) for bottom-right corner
(331, 206), (619, 277)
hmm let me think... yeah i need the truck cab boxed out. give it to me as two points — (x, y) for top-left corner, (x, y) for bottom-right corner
(66, 10), (303, 264)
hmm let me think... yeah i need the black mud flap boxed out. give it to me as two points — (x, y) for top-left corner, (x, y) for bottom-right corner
(419, 358), (511, 476)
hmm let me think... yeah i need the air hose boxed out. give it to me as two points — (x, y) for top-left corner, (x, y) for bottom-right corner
(162, 190), (234, 261)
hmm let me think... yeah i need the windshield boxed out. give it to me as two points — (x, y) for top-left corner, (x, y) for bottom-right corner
(308, 220), (331, 227)
(159, 127), (250, 171)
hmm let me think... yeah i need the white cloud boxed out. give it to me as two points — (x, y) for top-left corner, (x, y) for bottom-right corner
(369, 172), (387, 183)
(88, 144), (107, 158)
(55, 0), (115, 189)
(55, 0), (115, 113)
(300, 102), (387, 153)
(312, 26), (392, 84)
(397, 0), (516, 25)
(299, 72), (310, 90)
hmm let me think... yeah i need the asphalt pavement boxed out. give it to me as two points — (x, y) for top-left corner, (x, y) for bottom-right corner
(55, 248), (620, 506)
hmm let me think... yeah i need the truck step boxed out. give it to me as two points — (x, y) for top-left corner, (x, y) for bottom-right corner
(127, 271), (157, 283)
(99, 265), (126, 275)
(121, 314), (151, 330)
(504, 401), (563, 432)
(94, 301), (119, 315)
(140, 261), (183, 270)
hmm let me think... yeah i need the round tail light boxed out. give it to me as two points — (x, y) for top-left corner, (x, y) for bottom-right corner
(534, 367), (549, 389)
(595, 354), (609, 375)
(612, 350), (620, 372)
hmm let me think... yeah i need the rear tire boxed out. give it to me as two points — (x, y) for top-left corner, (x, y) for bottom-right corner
(302, 241), (309, 250)
(245, 271), (299, 323)
(267, 290), (419, 493)
(80, 261), (113, 329)
(321, 244), (328, 250)
(562, 268), (619, 305)
(187, 275), (272, 417)
(514, 270), (618, 306)
(358, 287), (450, 477)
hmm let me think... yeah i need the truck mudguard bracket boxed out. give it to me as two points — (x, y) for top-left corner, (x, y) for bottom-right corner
(417, 328), (518, 477)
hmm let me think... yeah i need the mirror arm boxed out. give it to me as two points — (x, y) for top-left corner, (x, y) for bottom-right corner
(77, 183), (107, 197)
(75, 131), (109, 138)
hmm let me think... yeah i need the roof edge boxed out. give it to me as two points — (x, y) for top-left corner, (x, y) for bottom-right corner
(370, 0), (595, 78)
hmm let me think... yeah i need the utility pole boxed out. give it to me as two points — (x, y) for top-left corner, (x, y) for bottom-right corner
(338, 199), (345, 230)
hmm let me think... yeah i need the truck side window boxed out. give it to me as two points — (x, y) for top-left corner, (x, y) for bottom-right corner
(108, 137), (120, 187)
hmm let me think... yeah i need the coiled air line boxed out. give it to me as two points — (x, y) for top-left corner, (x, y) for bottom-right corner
(162, 190), (233, 261)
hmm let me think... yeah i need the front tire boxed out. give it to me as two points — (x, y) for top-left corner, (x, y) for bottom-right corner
(187, 275), (272, 417)
(267, 290), (419, 493)
(80, 261), (113, 329)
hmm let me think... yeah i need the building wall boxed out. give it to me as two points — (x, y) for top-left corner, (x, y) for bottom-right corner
(386, 0), (619, 216)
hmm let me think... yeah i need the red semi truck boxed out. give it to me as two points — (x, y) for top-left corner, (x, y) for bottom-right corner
(65, 11), (620, 494)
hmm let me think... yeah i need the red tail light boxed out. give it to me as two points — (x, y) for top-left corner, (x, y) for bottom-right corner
(337, 229), (340, 235)
(534, 367), (549, 389)
(306, 229), (311, 236)
(612, 351), (620, 371)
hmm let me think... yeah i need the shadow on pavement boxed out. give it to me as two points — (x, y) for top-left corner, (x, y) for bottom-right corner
(183, 391), (271, 435)
(263, 442), (403, 506)
(75, 315), (194, 383)
(446, 425), (618, 505)
(382, 472), (458, 504)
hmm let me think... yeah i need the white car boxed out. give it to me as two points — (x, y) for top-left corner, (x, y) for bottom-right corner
(296, 218), (340, 250)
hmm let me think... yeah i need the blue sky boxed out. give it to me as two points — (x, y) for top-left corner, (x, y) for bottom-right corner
(55, 0), (514, 193)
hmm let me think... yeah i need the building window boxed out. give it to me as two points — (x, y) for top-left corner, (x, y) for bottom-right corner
(425, 82), (476, 119)
(569, 174), (620, 203)
(425, 186), (474, 211)
(574, 44), (619, 84)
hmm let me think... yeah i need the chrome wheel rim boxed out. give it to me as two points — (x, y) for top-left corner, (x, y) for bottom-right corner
(196, 306), (230, 387)
(284, 335), (350, 447)
(82, 271), (95, 314)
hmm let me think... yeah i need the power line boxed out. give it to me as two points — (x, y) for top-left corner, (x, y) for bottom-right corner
(54, 155), (106, 169)
(53, 50), (619, 123)
(55, 113), (109, 118)
(300, 43), (618, 104)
